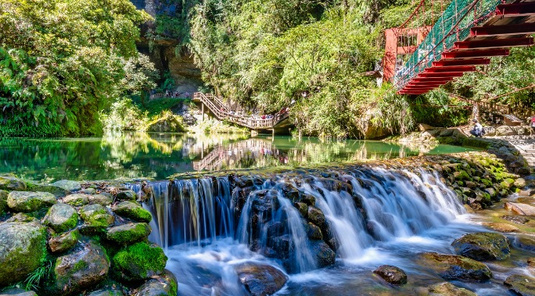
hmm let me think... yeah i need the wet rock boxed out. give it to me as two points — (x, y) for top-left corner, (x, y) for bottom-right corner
(0, 176), (26, 191)
(514, 178), (527, 188)
(528, 257), (535, 268)
(5, 213), (37, 223)
(132, 270), (177, 296)
(427, 282), (477, 296)
(307, 223), (323, 240)
(48, 229), (79, 253)
(294, 202), (308, 218)
(502, 215), (530, 224)
(51, 241), (110, 295)
(80, 188), (97, 195)
(482, 222), (520, 233)
(112, 201), (152, 223)
(300, 194), (316, 206)
(0, 288), (38, 296)
(112, 242), (167, 281)
(0, 222), (47, 286)
(51, 180), (81, 192)
(505, 202), (535, 216)
(43, 203), (79, 233)
(234, 262), (288, 296)
(106, 223), (151, 245)
(310, 240), (335, 268)
(512, 235), (535, 252)
(418, 252), (492, 282)
(87, 288), (125, 296)
(504, 274), (535, 296)
(307, 206), (326, 228)
(80, 204), (114, 228)
(451, 232), (510, 261)
(373, 265), (407, 285)
(88, 194), (113, 206)
(7, 191), (56, 212)
(116, 189), (137, 201)
(63, 193), (90, 206)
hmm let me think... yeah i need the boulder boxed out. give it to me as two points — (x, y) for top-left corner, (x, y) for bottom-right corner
(373, 265), (407, 285)
(106, 223), (151, 245)
(7, 191), (56, 212)
(504, 274), (535, 296)
(6, 213), (37, 223)
(63, 193), (90, 206)
(48, 229), (80, 253)
(87, 288), (125, 296)
(79, 204), (114, 228)
(310, 240), (335, 268)
(306, 223), (323, 240)
(51, 242), (110, 295)
(50, 180), (81, 192)
(307, 206), (326, 228)
(112, 242), (167, 281)
(88, 194), (113, 206)
(418, 252), (492, 282)
(0, 176), (27, 191)
(234, 262), (288, 296)
(0, 288), (38, 296)
(427, 282), (477, 296)
(502, 215), (530, 224)
(132, 270), (177, 296)
(482, 222), (520, 233)
(505, 202), (535, 216)
(0, 222), (47, 286)
(116, 190), (137, 201)
(146, 113), (185, 133)
(512, 235), (535, 252)
(112, 201), (152, 223)
(43, 203), (79, 233)
(0, 190), (7, 215)
(451, 232), (510, 261)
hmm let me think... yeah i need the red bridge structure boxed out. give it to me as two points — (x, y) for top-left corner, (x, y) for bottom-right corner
(383, 0), (535, 95)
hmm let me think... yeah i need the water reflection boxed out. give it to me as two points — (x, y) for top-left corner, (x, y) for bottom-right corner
(0, 132), (474, 182)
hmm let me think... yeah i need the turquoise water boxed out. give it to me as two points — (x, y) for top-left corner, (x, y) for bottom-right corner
(0, 132), (474, 182)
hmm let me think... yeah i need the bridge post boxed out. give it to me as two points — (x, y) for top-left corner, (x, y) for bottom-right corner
(383, 29), (397, 82)
(201, 103), (204, 121)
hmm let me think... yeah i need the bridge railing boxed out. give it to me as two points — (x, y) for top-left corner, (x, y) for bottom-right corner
(394, 0), (511, 89)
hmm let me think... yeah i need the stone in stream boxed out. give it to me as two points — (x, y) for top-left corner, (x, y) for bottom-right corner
(0, 288), (38, 296)
(511, 235), (535, 252)
(87, 289), (125, 296)
(112, 242), (167, 281)
(451, 232), (510, 261)
(234, 262), (288, 296)
(49, 241), (110, 295)
(482, 222), (520, 233)
(528, 257), (535, 268)
(373, 265), (407, 285)
(427, 282), (477, 296)
(502, 215), (530, 224)
(418, 252), (492, 282)
(310, 240), (335, 268)
(50, 180), (81, 192)
(43, 203), (79, 232)
(132, 270), (177, 296)
(63, 193), (91, 206)
(116, 189), (138, 201)
(306, 222), (323, 240)
(88, 194), (113, 206)
(106, 223), (151, 245)
(79, 204), (114, 228)
(504, 274), (535, 296)
(0, 222), (47, 286)
(48, 229), (80, 253)
(307, 206), (326, 228)
(112, 201), (152, 223)
(504, 202), (535, 216)
(7, 191), (56, 212)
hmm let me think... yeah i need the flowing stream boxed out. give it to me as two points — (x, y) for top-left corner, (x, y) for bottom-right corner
(130, 167), (520, 296)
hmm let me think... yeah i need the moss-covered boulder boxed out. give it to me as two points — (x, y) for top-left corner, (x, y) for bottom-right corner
(145, 113), (185, 133)
(80, 204), (114, 228)
(63, 193), (90, 207)
(0, 176), (27, 191)
(418, 252), (492, 282)
(427, 282), (477, 296)
(0, 189), (7, 215)
(310, 240), (335, 268)
(112, 201), (152, 223)
(234, 262), (288, 296)
(7, 191), (56, 212)
(116, 190), (137, 201)
(504, 274), (535, 296)
(373, 265), (407, 285)
(451, 232), (510, 261)
(106, 223), (151, 245)
(0, 222), (47, 286)
(48, 229), (80, 253)
(50, 180), (82, 192)
(51, 241), (110, 295)
(43, 203), (79, 233)
(132, 270), (177, 296)
(88, 194), (113, 206)
(112, 242), (167, 281)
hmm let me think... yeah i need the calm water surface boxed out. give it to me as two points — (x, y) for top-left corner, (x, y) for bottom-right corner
(0, 132), (474, 182)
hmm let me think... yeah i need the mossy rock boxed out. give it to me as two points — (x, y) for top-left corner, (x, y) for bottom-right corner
(106, 223), (151, 245)
(0, 288), (38, 296)
(145, 113), (185, 133)
(112, 201), (152, 223)
(50, 180), (82, 192)
(418, 252), (492, 282)
(452, 232), (510, 261)
(48, 229), (80, 253)
(427, 282), (477, 296)
(0, 176), (27, 191)
(7, 191), (56, 212)
(88, 194), (113, 206)
(0, 189), (7, 215)
(87, 288), (125, 296)
(43, 203), (79, 233)
(0, 222), (47, 286)
(132, 270), (177, 296)
(112, 242), (167, 281)
(63, 193), (91, 206)
(116, 190), (137, 201)
(80, 204), (114, 228)
(504, 274), (535, 296)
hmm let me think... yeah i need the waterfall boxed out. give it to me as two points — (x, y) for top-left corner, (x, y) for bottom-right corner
(132, 166), (466, 274)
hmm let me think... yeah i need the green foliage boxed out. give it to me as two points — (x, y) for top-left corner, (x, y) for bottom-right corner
(24, 260), (53, 291)
(0, 0), (154, 137)
(101, 98), (150, 132)
(411, 89), (471, 127)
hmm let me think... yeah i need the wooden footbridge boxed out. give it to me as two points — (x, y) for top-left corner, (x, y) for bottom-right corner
(193, 92), (292, 132)
(384, 0), (535, 95)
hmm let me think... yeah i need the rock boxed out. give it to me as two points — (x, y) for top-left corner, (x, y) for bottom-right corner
(7, 191), (56, 212)
(106, 223), (151, 244)
(50, 180), (81, 192)
(116, 190), (137, 201)
(48, 229), (80, 253)
(51, 242), (110, 295)
(87, 289), (125, 296)
(5, 213), (37, 223)
(310, 240), (335, 268)
(112, 242), (167, 281)
(146, 113), (185, 133)
(427, 282), (477, 296)
(0, 288), (38, 296)
(373, 265), (407, 285)
(504, 274), (535, 296)
(307, 206), (326, 228)
(80, 204), (114, 227)
(234, 262), (288, 296)
(43, 203), (79, 232)
(514, 178), (527, 188)
(132, 270), (177, 296)
(0, 190), (7, 215)
(307, 223), (323, 240)
(80, 188), (97, 195)
(0, 222), (47, 286)
(528, 257), (535, 268)
(294, 202), (308, 217)
(496, 126), (516, 136)
(513, 235), (535, 252)
(505, 202), (535, 216)
(451, 232), (510, 261)
(482, 222), (520, 233)
(0, 176), (26, 191)
(112, 201), (152, 223)
(418, 252), (492, 282)
(63, 193), (90, 206)
(502, 215), (530, 224)
(88, 194), (113, 206)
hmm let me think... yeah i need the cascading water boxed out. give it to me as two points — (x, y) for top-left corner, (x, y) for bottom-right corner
(130, 166), (473, 295)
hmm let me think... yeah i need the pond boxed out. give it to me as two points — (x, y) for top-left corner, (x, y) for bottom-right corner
(0, 132), (475, 182)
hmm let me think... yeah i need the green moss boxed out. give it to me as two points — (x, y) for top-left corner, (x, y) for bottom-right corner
(455, 170), (471, 181)
(80, 204), (114, 227)
(112, 242), (167, 281)
(481, 178), (492, 187)
(106, 223), (150, 245)
(73, 260), (88, 272)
